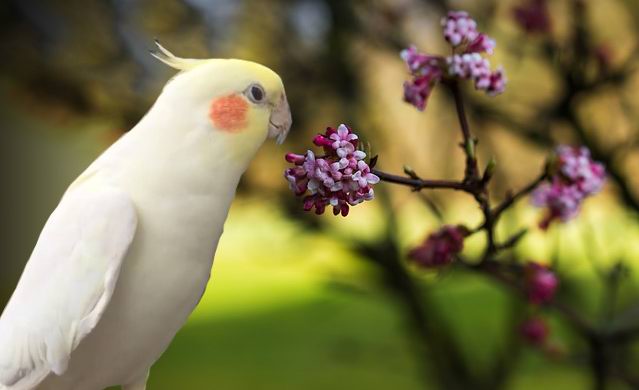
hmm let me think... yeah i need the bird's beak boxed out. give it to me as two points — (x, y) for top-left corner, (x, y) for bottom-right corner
(268, 92), (292, 145)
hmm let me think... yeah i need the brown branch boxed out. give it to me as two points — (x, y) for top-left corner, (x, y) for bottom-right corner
(372, 169), (469, 191)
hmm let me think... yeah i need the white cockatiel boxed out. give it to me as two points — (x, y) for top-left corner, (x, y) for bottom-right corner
(0, 42), (292, 390)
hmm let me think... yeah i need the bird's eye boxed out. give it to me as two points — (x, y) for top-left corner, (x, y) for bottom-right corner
(247, 84), (266, 103)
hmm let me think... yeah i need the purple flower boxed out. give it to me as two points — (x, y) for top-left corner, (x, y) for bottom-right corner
(284, 124), (379, 216)
(400, 47), (443, 110)
(441, 11), (479, 46)
(330, 124), (358, 158)
(401, 11), (506, 110)
(486, 67), (506, 96)
(531, 180), (583, 228)
(447, 53), (489, 79)
(408, 225), (466, 268)
(400, 46), (440, 75)
(403, 75), (437, 111)
(520, 317), (549, 346)
(447, 54), (506, 96)
(531, 145), (605, 229)
(525, 262), (559, 305)
(466, 33), (496, 55)
(556, 146), (606, 195)
(513, 0), (551, 34)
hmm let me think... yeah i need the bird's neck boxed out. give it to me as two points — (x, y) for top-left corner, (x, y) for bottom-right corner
(95, 108), (255, 205)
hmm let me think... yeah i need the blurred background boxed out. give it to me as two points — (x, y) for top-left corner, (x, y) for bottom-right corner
(1, 0), (638, 388)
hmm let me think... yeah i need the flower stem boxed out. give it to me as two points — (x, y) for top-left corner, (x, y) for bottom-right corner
(446, 80), (479, 182)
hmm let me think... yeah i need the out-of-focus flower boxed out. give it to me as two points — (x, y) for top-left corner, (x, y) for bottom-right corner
(401, 12), (506, 110)
(531, 145), (605, 228)
(525, 262), (559, 304)
(513, 0), (551, 34)
(400, 46), (441, 75)
(556, 146), (606, 195)
(441, 11), (479, 46)
(531, 180), (583, 228)
(446, 54), (506, 95)
(466, 33), (496, 55)
(403, 74), (438, 111)
(447, 53), (490, 80)
(284, 124), (379, 217)
(486, 66), (506, 96)
(401, 11), (506, 109)
(520, 317), (549, 345)
(408, 225), (466, 268)
(400, 46), (443, 110)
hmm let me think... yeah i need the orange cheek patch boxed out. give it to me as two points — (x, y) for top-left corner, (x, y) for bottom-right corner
(209, 94), (249, 133)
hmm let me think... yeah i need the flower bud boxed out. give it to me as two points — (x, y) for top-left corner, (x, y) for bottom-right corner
(525, 262), (559, 304)
(520, 317), (549, 346)
(408, 225), (466, 268)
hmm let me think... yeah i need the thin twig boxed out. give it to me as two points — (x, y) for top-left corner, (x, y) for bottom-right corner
(462, 259), (596, 337)
(491, 172), (548, 222)
(445, 80), (480, 182)
(372, 169), (469, 191)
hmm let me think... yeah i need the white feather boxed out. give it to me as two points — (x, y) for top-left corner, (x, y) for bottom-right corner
(0, 183), (137, 389)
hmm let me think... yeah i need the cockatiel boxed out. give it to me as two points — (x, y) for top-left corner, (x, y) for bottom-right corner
(0, 42), (292, 390)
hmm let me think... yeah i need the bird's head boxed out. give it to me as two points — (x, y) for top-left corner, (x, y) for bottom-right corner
(150, 41), (292, 164)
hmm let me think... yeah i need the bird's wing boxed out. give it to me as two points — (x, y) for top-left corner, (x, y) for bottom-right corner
(0, 182), (138, 389)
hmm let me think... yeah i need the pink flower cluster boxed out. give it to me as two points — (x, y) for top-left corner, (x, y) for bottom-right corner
(442, 11), (496, 54)
(531, 145), (605, 229)
(525, 262), (558, 305)
(401, 11), (505, 110)
(284, 124), (379, 217)
(442, 11), (479, 46)
(442, 11), (505, 95)
(408, 225), (466, 268)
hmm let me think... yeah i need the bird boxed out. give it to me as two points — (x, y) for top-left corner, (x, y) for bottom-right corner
(0, 41), (292, 390)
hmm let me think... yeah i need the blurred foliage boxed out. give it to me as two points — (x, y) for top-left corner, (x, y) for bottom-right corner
(1, 0), (639, 389)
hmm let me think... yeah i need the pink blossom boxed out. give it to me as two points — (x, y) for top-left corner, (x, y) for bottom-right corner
(285, 152), (306, 165)
(408, 225), (466, 268)
(441, 11), (479, 47)
(400, 47), (443, 110)
(330, 123), (359, 158)
(447, 53), (490, 79)
(531, 145), (605, 228)
(441, 12), (505, 96)
(531, 180), (583, 228)
(447, 54), (506, 95)
(466, 33), (496, 55)
(556, 146), (606, 195)
(400, 46), (441, 75)
(525, 262), (559, 304)
(486, 67), (506, 96)
(284, 124), (379, 216)
(403, 76), (436, 111)
(401, 11), (505, 110)
(513, 0), (551, 34)
(520, 317), (549, 346)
